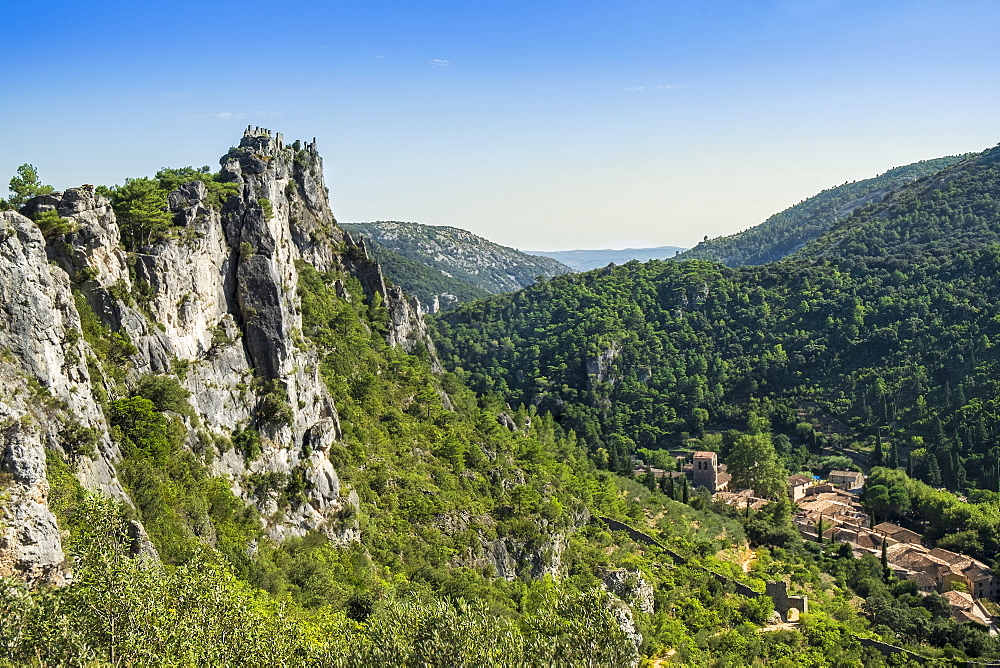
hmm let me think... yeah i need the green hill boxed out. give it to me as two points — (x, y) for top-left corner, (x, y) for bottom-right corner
(433, 142), (1000, 558)
(676, 154), (970, 266)
(342, 221), (572, 311)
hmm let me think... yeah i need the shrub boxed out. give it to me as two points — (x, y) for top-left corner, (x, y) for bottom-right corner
(135, 374), (193, 417)
(233, 426), (262, 460)
(31, 210), (77, 239)
(257, 197), (274, 221)
(257, 382), (293, 428)
(59, 420), (99, 461)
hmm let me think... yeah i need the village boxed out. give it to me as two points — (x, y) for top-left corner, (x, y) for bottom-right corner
(636, 450), (998, 632)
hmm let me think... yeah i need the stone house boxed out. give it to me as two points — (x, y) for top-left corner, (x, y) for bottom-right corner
(872, 522), (923, 546)
(787, 474), (813, 501)
(828, 470), (865, 491)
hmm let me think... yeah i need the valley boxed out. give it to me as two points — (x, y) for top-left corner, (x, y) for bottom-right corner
(0, 130), (998, 665)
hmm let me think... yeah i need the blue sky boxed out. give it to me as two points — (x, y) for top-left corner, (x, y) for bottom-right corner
(3, 1), (998, 250)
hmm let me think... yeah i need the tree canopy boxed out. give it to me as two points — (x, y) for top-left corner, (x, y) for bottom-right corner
(2, 163), (54, 209)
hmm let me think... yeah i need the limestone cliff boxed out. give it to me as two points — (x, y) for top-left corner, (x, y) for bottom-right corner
(0, 128), (441, 579)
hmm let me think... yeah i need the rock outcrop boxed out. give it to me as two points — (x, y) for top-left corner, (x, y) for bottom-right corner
(0, 209), (128, 583)
(0, 127), (442, 579)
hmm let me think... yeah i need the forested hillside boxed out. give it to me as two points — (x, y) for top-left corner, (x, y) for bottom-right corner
(433, 143), (1000, 494)
(342, 221), (571, 311)
(676, 154), (968, 266)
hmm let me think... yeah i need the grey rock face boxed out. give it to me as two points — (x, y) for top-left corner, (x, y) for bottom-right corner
(603, 568), (655, 614)
(0, 211), (129, 582)
(608, 599), (642, 666)
(443, 505), (589, 581)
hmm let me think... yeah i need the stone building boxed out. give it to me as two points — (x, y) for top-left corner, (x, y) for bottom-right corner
(692, 451), (719, 493)
(828, 470), (865, 491)
(787, 474), (813, 501)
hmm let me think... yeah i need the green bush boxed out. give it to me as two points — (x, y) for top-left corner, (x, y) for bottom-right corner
(258, 197), (274, 221)
(31, 210), (76, 239)
(257, 382), (293, 427)
(135, 374), (193, 417)
(58, 420), (99, 461)
(233, 426), (262, 460)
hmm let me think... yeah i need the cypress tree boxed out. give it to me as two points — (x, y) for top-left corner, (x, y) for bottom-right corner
(682, 476), (689, 504)
(873, 433), (884, 467)
(881, 537), (890, 580)
(926, 453), (942, 487)
(887, 442), (898, 469)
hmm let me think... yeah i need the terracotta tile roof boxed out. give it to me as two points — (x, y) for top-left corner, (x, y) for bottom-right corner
(943, 590), (975, 610)
(963, 565), (993, 582)
(942, 590), (991, 626)
(873, 522), (923, 542)
(788, 474), (812, 486)
(928, 548), (967, 566)
(873, 522), (906, 533)
(855, 533), (881, 550)
(911, 570), (937, 589)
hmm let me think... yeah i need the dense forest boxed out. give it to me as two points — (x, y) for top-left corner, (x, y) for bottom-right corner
(676, 154), (969, 266)
(433, 145), (1000, 541)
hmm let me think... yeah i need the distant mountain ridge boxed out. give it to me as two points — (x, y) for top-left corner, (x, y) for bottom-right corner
(527, 245), (687, 271)
(676, 153), (970, 266)
(341, 221), (572, 311)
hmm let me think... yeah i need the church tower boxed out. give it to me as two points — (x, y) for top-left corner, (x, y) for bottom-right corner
(692, 451), (718, 493)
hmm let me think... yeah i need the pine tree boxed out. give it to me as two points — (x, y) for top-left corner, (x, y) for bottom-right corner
(940, 449), (955, 488)
(5, 164), (54, 209)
